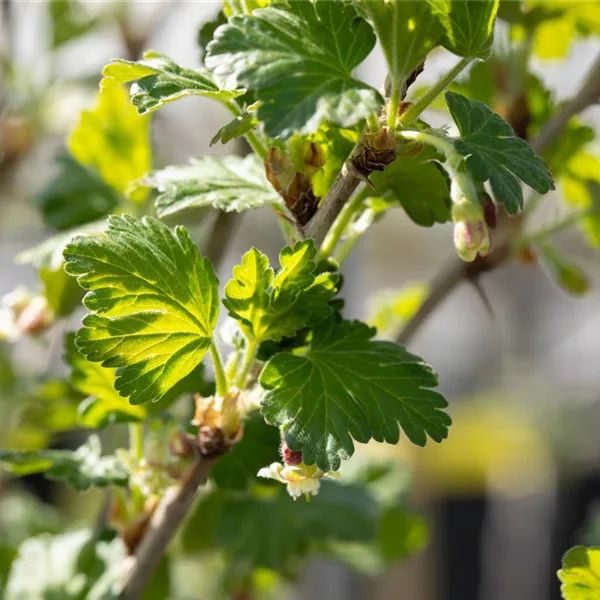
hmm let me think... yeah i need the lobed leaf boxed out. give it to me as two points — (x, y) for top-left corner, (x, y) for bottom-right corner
(446, 91), (555, 214)
(205, 0), (381, 138)
(63, 215), (220, 405)
(102, 51), (244, 115)
(223, 240), (339, 343)
(143, 155), (282, 221)
(68, 83), (151, 197)
(260, 318), (450, 471)
(558, 545), (600, 600)
(0, 436), (128, 491)
(428, 0), (499, 60)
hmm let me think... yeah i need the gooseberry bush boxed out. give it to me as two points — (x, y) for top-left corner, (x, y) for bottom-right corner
(1, 1), (600, 598)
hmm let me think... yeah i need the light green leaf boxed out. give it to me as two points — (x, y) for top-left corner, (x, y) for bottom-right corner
(378, 507), (429, 561)
(223, 240), (339, 343)
(428, 0), (499, 59)
(446, 91), (555, 214)
(0, 436), (128, 491)
(49, 0), (98, 48)
(359, 0), (442, 90)
(210, 112), (258, 146)
(68, 82), (151, 197)
(5, 529), (126, 600)
(539, 243), (591, 297)
(205, 1), (382, 138)
(63, 215), (220, 405)
(260, 318), (450, 471)
(143, 155), (282, 221)
(558, 545), (600, 600)
(65, 333), (146, 428)
(369, 146), (451, 226)
(102, 51), (244, 115)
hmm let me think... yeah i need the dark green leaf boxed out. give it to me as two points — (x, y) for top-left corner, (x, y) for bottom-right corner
(211, 413), (281, 490)
(64, 215), (220, 405)
(206, 1), (381, 138)
(198, 10), (227, 61)
(446, 91), (555, 213)
(558, 545), (600, 600)
(0, 436), (128, 490)
(32, 155), (120, 231)
(378, 507), (429, 561)
(224, 240), (339, 343)
(210, 112), (258, 146)
(260, 318), (450, 471)
(102, 51), (244, 115)
(143, 155), (282, 221)
(369, 146), (451, 226)
(359, 0), (442, 89)
(428, 0), (499, 59)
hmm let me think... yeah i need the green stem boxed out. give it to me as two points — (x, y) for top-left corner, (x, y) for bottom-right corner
(398, 129), (456, 160)
(129, 422), (144, 461)
(210, 343), (229, 398)
(317, 189), (368, 261)
(520, 211), (584, 246)
(399, 57), (472, 126)
(236, 337), (258, 390)
(366, 112), (381, 133)
(387, 86), (400, 130)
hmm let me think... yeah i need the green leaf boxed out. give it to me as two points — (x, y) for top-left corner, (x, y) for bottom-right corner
(0, 436), (128, 491)
(65, 333), (147, 428)
(198, 10), (227, 61)
(68, 82), (151, 197)
(205, 1), (382, 138)
(211, 413), (281, 490)
(49, 0), (98, 48)
(367, 284), (429, 337)
(428, 0), (499, 59)
(102, 51), (244, 115)
(32, 155), (121, 231)
(187, 481), (376, 571)
(143, 155), (282, 221)
(210, 112), (258, 147)
(260, 318), (450, 471)
(359, 0), (442, 89)
(539, 243), (591, 297)
(445, 91), (555, 214)
(223, 240), (339, 343)
(5, 529), (126, 600)
(558, 546), (600, 600)
(63, 215), (220, 405)
(17, 221), (106, 318)
(378, 507), (429, 561)
(369, 146), (451, 226)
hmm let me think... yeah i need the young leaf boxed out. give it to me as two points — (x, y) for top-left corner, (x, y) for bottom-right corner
(0, 436), (128, 490)
(210, 112), (258, 147)
(65, 333), (147, 428)
(205, 1), (381, 138)
(143, 155), (282, 221)
(446, 91), (555, 214)
(368, 146), (451, 226)
(359, 0), (442, 90)
(63, 215), (220, 405)
(260, 318), (450, 471)
(223, 240), (339, 343)
(558, 545), (600, 600)
(68, 82), (151, 197)
(102, 51), (244, 115)
(428, 0), (499, 60)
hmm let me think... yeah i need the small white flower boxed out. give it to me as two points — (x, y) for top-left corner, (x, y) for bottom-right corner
(257, 462), (339, 500)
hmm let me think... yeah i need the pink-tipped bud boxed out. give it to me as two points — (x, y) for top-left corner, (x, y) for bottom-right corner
(281, 441), (303, 466)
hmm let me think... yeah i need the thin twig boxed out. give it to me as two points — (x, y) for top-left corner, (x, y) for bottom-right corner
(120, 454), (220, 599)
(396, 51), (600, 347)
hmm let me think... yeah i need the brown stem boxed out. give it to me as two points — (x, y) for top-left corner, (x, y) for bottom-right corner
(120, 454), (220, 599)
(396, 50), (600, 347)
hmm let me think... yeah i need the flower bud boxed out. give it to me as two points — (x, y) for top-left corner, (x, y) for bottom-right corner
(302, 141), (325, 177)
(280, 441), (303, 466)
(481, 193), (497, 230)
